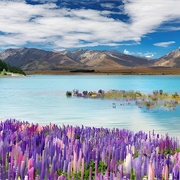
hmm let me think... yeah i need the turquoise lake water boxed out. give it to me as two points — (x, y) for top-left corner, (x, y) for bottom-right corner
(0, 75), (180, 138)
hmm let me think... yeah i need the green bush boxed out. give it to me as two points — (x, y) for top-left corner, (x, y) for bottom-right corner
(0, 60), (26, 75)
(1, 69), (7, 75)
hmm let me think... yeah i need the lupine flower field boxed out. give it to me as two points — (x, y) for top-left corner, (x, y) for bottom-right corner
(0, 119), (180, 179)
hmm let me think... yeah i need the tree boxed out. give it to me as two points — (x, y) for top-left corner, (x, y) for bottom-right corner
(0, 59), (26, 75)
(1, 69), (7, 75)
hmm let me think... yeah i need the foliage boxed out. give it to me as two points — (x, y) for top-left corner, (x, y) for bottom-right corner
(172, 92), (179, 98)
(130, 169), (136, 180)
(1, 69), (7, 75)
(56, 161), (107, 180)
(66, 91), (72, 96)
(69, 89), (180, 110)
(0, 60), (26, 75)
(0, 60), (8, 71)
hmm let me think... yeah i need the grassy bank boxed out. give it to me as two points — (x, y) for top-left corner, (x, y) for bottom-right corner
(25, 67), (180, 75)
(0, 71), (25, 77)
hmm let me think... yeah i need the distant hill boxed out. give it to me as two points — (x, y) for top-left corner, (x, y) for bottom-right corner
(153, 49), (180, 67)
(0, 48), (150, 71)
(0, 48), (84, 71)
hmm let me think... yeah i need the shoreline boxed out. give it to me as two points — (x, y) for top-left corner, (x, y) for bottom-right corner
(0, 73), (25, 77)
(25, 67), (180, 75)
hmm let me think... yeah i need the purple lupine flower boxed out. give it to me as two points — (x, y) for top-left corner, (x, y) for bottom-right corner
(173, 164), (179, 179)
(98, 89), (103, 94)
(58, 174), (67, 180)
(77, 93), (82, 97)
(67, 162), (71, 178)
(133, 155), (142, 179)
(81, 158), (84, 180)
(0, 119), (180, 179)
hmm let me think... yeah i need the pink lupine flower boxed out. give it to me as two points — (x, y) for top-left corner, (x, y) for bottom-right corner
(28, 158), (33, 170)
(125, 153), (132, 178)
(103, 170), (109, 180)
(81, 157), (84, 180)
(165, 164), (169, 180)
(148, 163), (154, 180)
(28, 167), (34, 180)
(73, 150), (77, 172)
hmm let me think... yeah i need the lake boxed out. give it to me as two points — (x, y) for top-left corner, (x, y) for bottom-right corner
(0, 75), (180, 138)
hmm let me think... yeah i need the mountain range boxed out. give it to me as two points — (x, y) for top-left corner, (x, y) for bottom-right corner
(153, 49), (180, 68)
(0, 48), (180, 71)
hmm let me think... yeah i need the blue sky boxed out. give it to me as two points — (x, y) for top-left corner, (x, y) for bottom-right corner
(0, 0), (180, 58)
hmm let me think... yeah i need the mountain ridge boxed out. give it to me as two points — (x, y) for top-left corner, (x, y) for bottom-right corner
(0, 48), (180, 71)
(0, 48), (149, 71)
(153, 49), (180, 67)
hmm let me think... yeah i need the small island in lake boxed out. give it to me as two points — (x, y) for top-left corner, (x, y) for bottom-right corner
(67, 89), (180, 110)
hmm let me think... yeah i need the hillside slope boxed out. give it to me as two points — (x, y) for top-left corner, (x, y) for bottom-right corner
(0, 48), (149, 71)
(153, 49), (180, 67)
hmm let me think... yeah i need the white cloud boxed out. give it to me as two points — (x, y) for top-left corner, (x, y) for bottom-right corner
(120, 42), (140, 46)
(0, 1), (135, 49)
(100, 3), (115, 9)
(31, 0), (58, 2)
(124, 50), (155, 58)
(144, 52), (155, 58)
(153, 41), (176, 47)
(123, 0), (180, 36)
(137, 52), (155, 58)
(0, 0), (24, 1)
(123, 49), (132, 55)
(0, 0), (180, 49)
